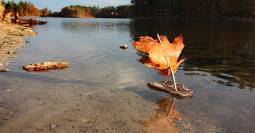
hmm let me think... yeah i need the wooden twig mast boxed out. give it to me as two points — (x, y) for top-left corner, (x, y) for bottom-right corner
(157, 33), (178, 91)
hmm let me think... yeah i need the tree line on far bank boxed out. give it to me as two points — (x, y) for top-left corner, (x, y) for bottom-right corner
(1, 1), (133, 18)
(49, 5), (134, 18)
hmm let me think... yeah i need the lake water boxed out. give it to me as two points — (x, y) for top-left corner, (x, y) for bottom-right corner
(0, 18), (255, 133)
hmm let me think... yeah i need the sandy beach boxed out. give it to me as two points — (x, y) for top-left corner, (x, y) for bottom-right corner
(0, 22), (34, 70)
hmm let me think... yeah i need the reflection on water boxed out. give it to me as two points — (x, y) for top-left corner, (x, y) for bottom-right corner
(0, 18), (254, 132)
(61, 18), (131, 34)
(144, 96), (181, 133)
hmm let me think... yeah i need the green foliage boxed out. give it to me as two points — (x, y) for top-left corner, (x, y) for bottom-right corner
(116, 5), (134, 17)
(61, 5), (93, 17)
(4, 1), (18, 12)
(96, 6), (116, 17)
(3, 0), (40, 16)
(90, 6), (100, 15)
(95, 5), (133, 17)
(40, 8), (51, 17)
(50, 4), (133, 18)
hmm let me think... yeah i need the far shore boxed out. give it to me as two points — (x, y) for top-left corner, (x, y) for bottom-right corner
(37, 15), (255, 22)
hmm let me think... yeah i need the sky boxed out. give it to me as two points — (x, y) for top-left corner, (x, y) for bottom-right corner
(13, 0), (131, 11)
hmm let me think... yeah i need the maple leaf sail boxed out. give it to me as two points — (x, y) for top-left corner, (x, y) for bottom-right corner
(133, 34), (185, 76)
(133, 36), (158, 53)
(133, 34), (193, 96)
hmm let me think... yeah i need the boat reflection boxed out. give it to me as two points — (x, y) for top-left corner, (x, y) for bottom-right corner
(144, 95), (181, 133)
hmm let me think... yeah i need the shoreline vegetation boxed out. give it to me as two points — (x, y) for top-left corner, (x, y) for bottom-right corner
(47, 5), (134, 18)
(1, 1), (134, 18)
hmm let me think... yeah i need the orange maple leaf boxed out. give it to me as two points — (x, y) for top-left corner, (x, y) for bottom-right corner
(134, 35), (185, 76)
(133, 36), (158, 53)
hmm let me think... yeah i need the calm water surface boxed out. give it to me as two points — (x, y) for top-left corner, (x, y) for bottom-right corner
(1, 18), (255, 132)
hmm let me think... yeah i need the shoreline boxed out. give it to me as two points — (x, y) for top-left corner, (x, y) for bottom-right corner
(39, 16), (255, 23)
(0, 22), (35, 71)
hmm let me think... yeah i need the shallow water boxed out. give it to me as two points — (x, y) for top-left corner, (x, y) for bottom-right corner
(0, 18), (255, 132)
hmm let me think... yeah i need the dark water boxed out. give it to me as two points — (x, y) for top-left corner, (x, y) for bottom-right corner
(2, 18), (255, 132)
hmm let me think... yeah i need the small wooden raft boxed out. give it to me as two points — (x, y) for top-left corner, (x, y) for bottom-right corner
(147, 81), (193, 98)
(23, 61), (69, 72)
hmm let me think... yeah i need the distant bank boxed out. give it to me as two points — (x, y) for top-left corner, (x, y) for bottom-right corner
(46, 5), (133, 18)
(2, 0), (255, 19)
(1, 1), (133, 18)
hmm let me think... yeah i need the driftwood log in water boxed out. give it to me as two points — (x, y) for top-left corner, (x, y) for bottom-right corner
(18, 19), (47, 26)
(23, 61), (69, 72)
(147, 81), (193, 98)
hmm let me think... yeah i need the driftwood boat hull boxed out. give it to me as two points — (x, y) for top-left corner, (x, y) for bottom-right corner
(23, 61), (69, 72)
(147, 81), (193, 98)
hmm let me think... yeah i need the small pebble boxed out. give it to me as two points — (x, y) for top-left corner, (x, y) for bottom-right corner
(0, 68), (10, 72)
(80, 117), (88, 123)
(184, 123), (191, 129)
(5, 89), (11, 92)
(49, 124), (57, 129)
(120, 44), (128, 49)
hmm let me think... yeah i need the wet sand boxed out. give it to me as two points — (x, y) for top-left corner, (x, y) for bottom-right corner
(0, 75), (182, 133)
(0, 74), (156, 133)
